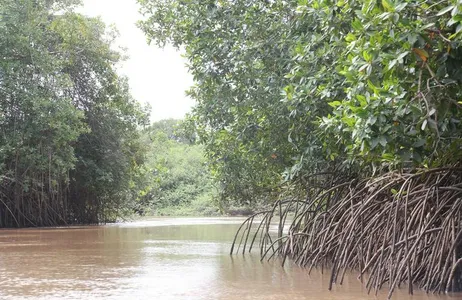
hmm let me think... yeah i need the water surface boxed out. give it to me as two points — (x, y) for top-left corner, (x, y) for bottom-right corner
(0, 218), (460, 299)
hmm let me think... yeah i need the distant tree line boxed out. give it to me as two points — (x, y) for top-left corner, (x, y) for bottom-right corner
(137, 119), (219, 216)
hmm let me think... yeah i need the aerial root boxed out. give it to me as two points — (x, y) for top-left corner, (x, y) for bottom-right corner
(231, 167), (462, 298)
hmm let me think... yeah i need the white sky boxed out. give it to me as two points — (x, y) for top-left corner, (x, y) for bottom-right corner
(78, 0), (194, 122)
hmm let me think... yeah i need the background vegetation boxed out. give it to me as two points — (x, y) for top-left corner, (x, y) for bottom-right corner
(137, 119), (219, 216)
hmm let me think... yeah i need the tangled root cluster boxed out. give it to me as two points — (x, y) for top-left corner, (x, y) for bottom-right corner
(231, 168), (462, 298)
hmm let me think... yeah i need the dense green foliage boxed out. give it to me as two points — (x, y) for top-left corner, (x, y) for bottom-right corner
(139, 0), (299, 205)
(138, 0), (462, 205)
(290, 0), (462, 170)
(138, 119), (219, 216)
(0, 0), (148, 227)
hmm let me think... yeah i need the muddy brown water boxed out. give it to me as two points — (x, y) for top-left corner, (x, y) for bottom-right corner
(0, 218), (461, 300)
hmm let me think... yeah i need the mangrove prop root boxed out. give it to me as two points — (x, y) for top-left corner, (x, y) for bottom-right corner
(231, 168), (462, 298)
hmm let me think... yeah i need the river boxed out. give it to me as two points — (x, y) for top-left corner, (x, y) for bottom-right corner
(0, 218), (460, 299)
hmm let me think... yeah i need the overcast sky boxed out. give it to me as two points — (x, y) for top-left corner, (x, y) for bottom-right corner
(79, 0), (194, 122)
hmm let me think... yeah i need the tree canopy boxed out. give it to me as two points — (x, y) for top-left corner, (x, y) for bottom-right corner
(138, 0), (462, 204)
(0, 0), (149, 227)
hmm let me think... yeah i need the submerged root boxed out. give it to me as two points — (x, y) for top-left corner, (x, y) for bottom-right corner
(231, 167), (462, 298)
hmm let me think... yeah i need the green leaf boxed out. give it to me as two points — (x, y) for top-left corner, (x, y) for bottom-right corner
(421, 119), (428, 131)
(388, 59), (397, 70)
(437, 5), (454, 16)
(457, 23), (462, 33)
(356, 94), (367, 104)
(359, 63), (369, 72)
(413, 139), (426, 148)
(453, 15), (462, 22)
(345, 33), (356, 42)
(382, 0), (394, 12)
(370, 138), (379, 149)
(428, 119), (438, 130)
(382, 153), (395, 160)
(363, 51), (372, 62)
(328, 101), (342, 108)
(351, 19), (363, 31)
(395, 2), (407, 12)
(397, 51), (409, 61)
(379, 135), (387, 147)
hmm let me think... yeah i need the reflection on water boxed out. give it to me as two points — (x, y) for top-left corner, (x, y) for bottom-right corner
(0, 218), (460, 300)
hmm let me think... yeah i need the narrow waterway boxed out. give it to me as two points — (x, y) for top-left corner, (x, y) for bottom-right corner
(0, 218), (460, 299)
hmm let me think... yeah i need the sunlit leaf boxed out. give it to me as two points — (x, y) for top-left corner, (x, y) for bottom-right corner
(437, 5), (455, 16)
